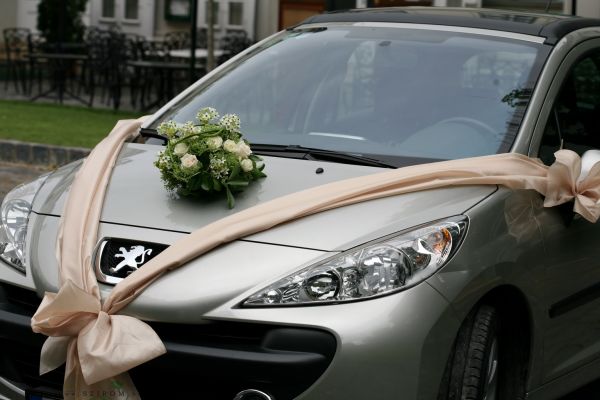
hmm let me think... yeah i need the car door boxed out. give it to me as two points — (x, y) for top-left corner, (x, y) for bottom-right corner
(530, 38), (600, 383)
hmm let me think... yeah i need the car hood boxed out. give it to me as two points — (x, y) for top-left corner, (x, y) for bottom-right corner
(33, 143), (496, 251)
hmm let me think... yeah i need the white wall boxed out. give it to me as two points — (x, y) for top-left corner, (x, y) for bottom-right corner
(196, 0), (256, 40)
(0, 0), (18, 33)
(16, 0), (39, 32)
(576, 0), (600, 18)
(89, 0), (156, 38)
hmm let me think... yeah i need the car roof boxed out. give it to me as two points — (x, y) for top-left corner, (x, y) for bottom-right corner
(300, 7), (600, 44)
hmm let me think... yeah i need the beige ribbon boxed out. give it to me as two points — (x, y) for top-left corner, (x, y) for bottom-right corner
(31, 119), (600, 399)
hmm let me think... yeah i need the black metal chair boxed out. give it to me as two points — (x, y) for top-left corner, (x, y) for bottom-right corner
(26, 32), (48, 95)
(85, 29), (128, 110)
(218, 30), (253, 65)
(3, 27), (30, 93)
(164, 31), (191, 54)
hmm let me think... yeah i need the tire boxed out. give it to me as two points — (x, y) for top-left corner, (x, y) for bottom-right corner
(439, 304), (500, 400)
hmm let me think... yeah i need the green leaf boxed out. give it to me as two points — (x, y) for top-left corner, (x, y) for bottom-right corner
(111, 379), (124, 389)
(227, 180), (249, 188)
(212, 178), (222, 191)
(188, 176), (203, 191)
(229, 163), (240, 180)
(225, 185), (235, 209)
(201, 175), (212, 191)
(249, 154), (261, 161)
(253, 170), (267, 178)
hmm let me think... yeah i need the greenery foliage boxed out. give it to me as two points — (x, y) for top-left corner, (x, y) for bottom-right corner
(37, 0), (88, 43)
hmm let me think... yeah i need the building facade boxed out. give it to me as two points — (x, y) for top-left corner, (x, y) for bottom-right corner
(2, 0), (600, 46)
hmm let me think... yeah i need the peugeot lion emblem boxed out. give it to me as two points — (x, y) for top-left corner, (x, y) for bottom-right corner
(94, 238), (168, 285)
(111, 246), (152, 274)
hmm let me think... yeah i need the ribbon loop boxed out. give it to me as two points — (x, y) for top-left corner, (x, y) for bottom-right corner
(544, 149), (580, 209)
(544, 149), (600, 222)
(32, 280), (101, 338)
(78, 312), (165, 385)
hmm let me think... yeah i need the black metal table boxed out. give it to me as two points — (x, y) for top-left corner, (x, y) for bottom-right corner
(127, 60), (205, 110)
(27, 52), (90, 105)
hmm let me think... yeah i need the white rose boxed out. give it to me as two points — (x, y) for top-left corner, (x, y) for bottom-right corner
(180, 153), (198, 169)
(240, 158), (254, 172)
(236, 141), (252, 158)
(206, 136), (223, 150)
(173, 142), (189, 156)
(223, 139), (238, 153)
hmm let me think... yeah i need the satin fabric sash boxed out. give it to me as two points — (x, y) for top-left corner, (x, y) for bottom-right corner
(31, 119), (600, 399)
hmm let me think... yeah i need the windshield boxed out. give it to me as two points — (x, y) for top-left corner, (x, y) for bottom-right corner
(151, 25), (548, 166)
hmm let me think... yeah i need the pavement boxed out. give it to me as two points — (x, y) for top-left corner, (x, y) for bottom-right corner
(0, 139), (88, 202)
(0, 161), (50, 202)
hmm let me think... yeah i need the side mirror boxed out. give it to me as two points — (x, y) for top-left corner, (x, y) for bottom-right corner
(578, 149), (600, 184)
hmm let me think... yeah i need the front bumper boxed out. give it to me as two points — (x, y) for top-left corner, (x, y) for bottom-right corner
(0, 283), (335, 399)
(0, 279), (458, 400)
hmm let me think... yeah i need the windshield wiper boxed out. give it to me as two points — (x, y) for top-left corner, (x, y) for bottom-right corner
(137, 134), (396, 169)
(252, 144), (397, 169)
(139, 127), (168, 145)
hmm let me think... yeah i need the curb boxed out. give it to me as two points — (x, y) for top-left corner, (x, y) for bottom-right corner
(0, 139), (90, 167)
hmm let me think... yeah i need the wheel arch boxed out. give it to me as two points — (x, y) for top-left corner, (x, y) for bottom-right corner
(437, 284), (534, 400)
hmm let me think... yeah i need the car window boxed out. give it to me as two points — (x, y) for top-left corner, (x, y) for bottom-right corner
(153, 26), (548, 166)
(539, 50), (600, 165)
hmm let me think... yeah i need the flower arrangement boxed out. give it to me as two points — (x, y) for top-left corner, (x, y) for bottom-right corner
(154, 107), (266, 208)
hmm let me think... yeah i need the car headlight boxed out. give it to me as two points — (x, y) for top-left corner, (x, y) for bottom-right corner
(244, 216), (467, 306)
(0, 174), (49, 273)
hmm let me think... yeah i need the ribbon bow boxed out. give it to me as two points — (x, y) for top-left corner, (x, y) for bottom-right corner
(32, 280), (164, 398)
(544, 149), (600, 222)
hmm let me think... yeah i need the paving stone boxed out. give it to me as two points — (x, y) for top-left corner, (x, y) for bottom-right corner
(0, 162), (51, 202)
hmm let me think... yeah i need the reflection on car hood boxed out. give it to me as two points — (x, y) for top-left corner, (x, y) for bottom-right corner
(33, 143), (496, 251)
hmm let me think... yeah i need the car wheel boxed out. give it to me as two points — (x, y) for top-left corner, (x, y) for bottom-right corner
(439, 304), (500, 400)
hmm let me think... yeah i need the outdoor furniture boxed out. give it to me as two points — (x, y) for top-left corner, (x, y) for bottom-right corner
(137, 37), (169, 61)
(3, 27), (30, 93)
(168, 48), (227, 59)
(127, 59), (205, 110)
(164, 31), (190, 51)
(81, 29), (132, 110)
(218, 31), (254, 64)
(27, 51), (89, 105)
(26, 32), (48, 95)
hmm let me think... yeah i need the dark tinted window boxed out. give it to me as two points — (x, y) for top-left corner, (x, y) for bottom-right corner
(540, 50), (600, 164)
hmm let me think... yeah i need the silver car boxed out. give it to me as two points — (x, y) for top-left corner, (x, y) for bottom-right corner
(2, 6), (600, 400)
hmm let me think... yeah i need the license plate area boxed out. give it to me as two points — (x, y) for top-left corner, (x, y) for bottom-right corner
(25, 389), (62, 400)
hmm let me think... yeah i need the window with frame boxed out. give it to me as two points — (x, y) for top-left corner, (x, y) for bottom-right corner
(125, 0), (139, 20)
(102, 0), (116, 18)
(539, 50), (600, 165)
(229, 2), (243, 26)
